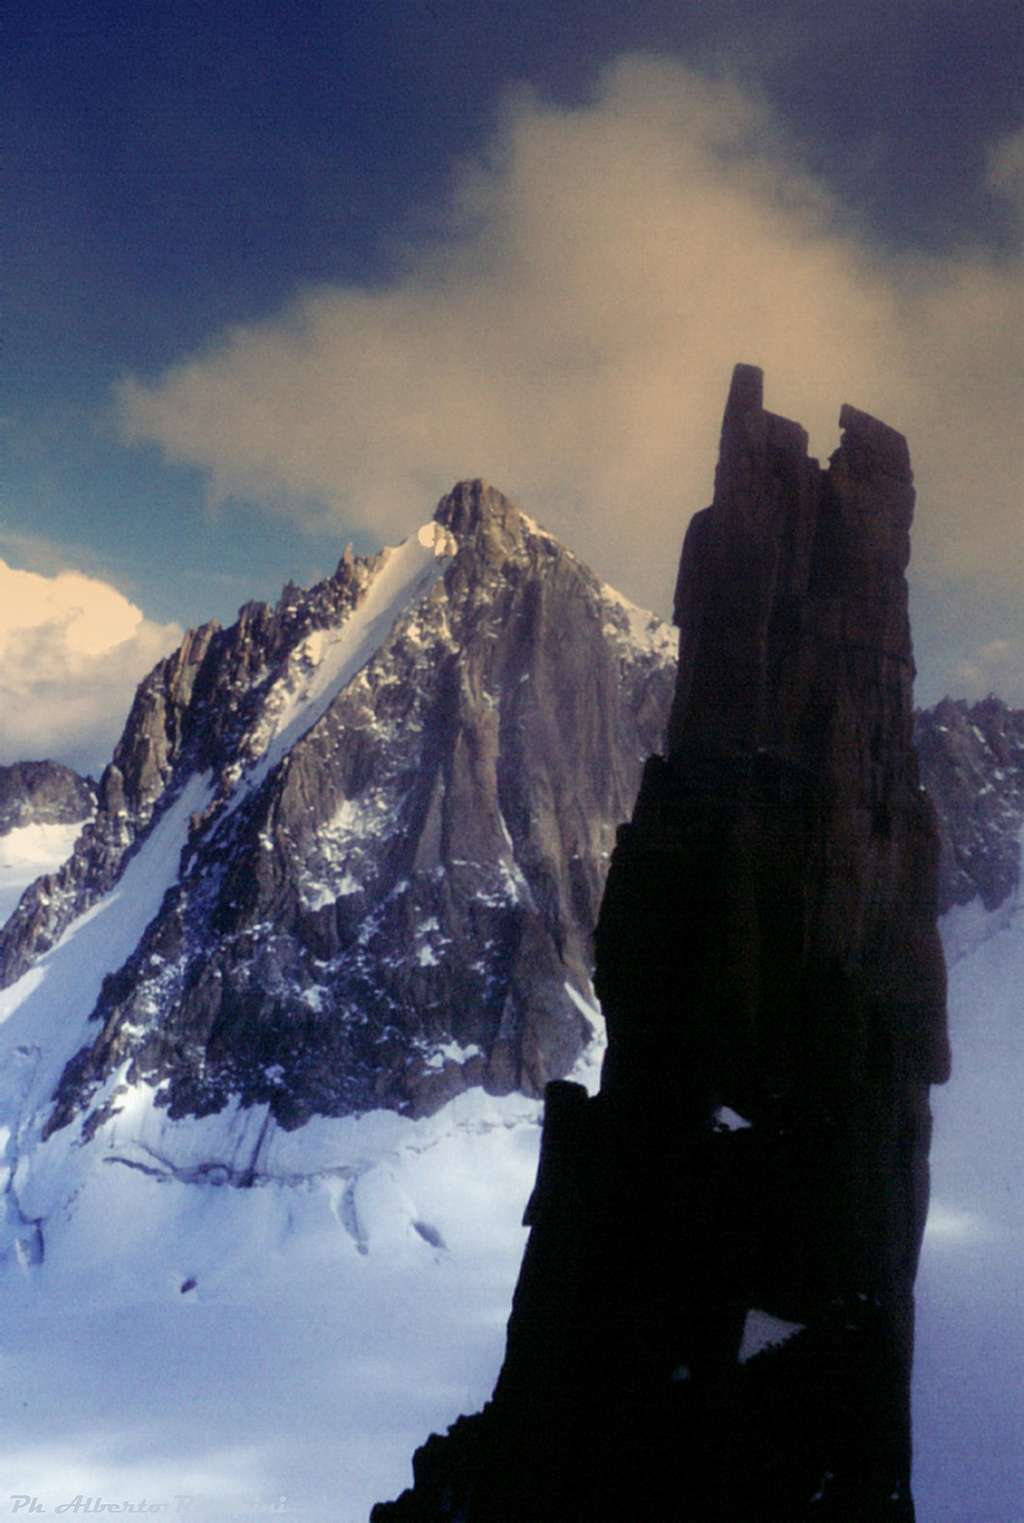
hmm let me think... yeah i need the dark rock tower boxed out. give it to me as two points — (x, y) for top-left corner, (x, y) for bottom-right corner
(373, 366), (950, 1521)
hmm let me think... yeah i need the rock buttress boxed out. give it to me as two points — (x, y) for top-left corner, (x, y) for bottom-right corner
(372, 367), (949, 1522)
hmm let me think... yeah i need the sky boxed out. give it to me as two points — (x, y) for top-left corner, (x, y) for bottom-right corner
(3, 0), (1023, 773)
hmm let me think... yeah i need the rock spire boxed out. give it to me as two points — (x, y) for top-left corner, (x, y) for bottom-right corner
(374, 366), (949, 1521)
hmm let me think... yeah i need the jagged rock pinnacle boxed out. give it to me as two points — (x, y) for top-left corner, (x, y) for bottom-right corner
(374, 365), (948, 1523)
(432, 479), (510, 533)
(838, 401), (913, 481)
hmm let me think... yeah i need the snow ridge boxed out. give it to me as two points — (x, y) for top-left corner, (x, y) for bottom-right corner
(223, 521), (455, 816)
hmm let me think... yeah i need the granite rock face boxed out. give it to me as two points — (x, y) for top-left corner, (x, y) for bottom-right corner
(374, 368), (949, 1521)
(915, 694), (1024, 919)
(0, 484), (675, 1133)
(0, 761), (95, 837)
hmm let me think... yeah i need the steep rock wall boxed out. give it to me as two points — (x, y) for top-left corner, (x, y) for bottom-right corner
(1, 486), (675, 1133)
(375, 367), (949, 1522)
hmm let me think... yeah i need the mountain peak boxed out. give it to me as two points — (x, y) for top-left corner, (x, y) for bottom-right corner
(432, 478), (511, 534)
(431, 480), (559, 569)
(1, 480), (677, 1137)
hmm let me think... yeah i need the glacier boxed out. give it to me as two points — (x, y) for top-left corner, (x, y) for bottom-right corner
(0, 873), (1017, 1521)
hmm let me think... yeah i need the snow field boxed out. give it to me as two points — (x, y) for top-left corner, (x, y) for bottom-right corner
(912, 897), (1024, 1522)
(0, 1089), (545, 1523)
(0, 876), (1019, 1521)
(0, 820), (85, 926)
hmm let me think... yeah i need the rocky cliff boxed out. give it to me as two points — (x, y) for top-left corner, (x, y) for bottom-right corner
(916, 695), (1024, 920)
(0, 483), (674, 1137)
(0, 761), (94, 837)
(374, 367), (949, 1521)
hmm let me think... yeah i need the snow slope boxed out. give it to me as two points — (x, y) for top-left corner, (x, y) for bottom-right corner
(223, 520), (454, 816)
(0, 775), (214, 1260)
(0, 1085), (547, 1522)
(0, 820), (84, 927)
(0, 866), (1018, 1520)
(0, 1047), (610, 1521)
(913, 897), (1024, 1522)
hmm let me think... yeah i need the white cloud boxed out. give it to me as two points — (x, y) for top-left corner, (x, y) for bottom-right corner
(115, 56), (1024, 622)
(0, 559), (183, 775)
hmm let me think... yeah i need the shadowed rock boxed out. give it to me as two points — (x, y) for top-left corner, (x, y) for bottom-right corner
(0, 761), (94, 836)
(373, 366), (949, 1522)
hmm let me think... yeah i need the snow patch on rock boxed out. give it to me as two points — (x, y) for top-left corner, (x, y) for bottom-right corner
(739, 1308), (805, 1364)
(0, 821), (86, 927)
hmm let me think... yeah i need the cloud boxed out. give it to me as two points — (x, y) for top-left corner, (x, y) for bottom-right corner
(0, 559), (182, 775)
(115, 55), (1024, 621)
(950, 639), (1024, 706)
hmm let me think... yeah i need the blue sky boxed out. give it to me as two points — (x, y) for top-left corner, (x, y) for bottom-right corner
(3, 0), (1023, 769)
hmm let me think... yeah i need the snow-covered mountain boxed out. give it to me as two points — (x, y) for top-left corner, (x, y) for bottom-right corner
(1, 481), (674, 1137)
(915, 694), (1024, 955)
(0, 482), (674, 1521)
(910, 697), (1024, 1522)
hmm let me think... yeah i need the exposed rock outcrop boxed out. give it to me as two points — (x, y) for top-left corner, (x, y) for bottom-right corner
(916, 694), (1024, 918)
(374, 367), (948, 1521)
(0, 485), (675, 1132)
(0, 761), (94, 836)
